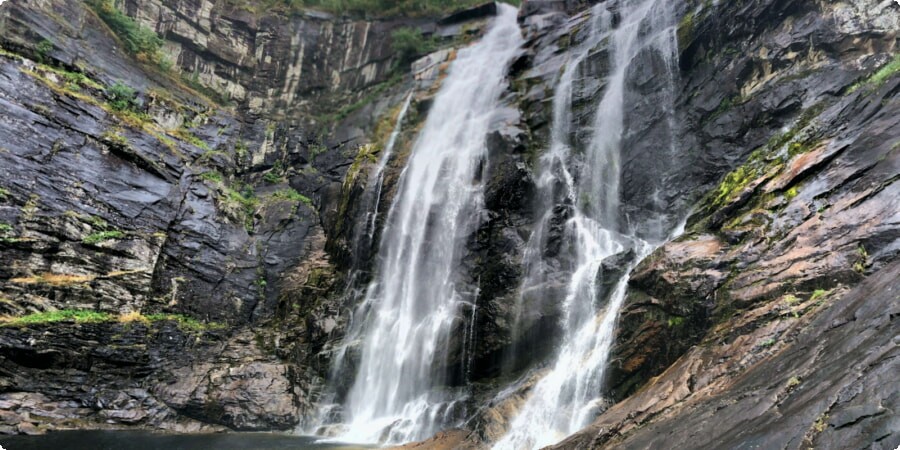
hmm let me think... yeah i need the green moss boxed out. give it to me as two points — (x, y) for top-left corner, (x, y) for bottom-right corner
(667, 316), (685, 327)
(177, 130), (211, 151)
(809, 289), (829, 302)
(0, 223), (12, 234)
(848, 53), (900, 93)
(263, 172), (284, 184)
(784, 186), (799, 201)
(676, 12), (695, 53)
(2, 310), (112, 326)
(102, 130), (130, 147)
(271, 188), (313, 206)
(222, 184), (259, 231)
(0, 187), (9, 201)
(83, 230), (125, 244)
(235, 140), (249, 161)
(712, 165), (759, 207)
(145, 313), (223, 331)
(200, 171), (223, 183)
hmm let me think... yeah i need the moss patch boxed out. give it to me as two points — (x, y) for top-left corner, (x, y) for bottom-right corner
(1, 310), (111, 326)
(849, 53), (900, 93)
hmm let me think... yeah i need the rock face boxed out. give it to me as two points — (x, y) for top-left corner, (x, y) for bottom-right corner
(0, 0), (898, 445)
(0, 0), (477, 434)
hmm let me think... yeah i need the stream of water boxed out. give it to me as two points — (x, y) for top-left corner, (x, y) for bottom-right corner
(322, 5), (524, 445)
(494, 0), (677, 448)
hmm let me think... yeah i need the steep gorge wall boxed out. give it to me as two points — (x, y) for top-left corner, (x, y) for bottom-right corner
(0, 0), (896, 445)
(0, 0), (456, 434)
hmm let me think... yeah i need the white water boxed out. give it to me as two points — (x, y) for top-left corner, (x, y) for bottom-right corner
(494, 0), (677, 448)
(367, 92), (414, 240)
(331, 5), (524, 445)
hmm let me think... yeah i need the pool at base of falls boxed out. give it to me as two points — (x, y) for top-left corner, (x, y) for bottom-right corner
(0, 430), (372, 450)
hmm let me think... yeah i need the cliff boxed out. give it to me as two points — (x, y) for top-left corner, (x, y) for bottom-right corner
(0, 0), (896, 446)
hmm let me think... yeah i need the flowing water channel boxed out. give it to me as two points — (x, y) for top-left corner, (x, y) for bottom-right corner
(321, 4), (524, 445)
(494, 0), (677, 448)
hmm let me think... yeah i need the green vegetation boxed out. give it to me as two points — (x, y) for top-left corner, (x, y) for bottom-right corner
(102, 130), (130, 147)
(392, 27), (436, 65)
(36, 40), (54, 63)
(853, 245), (869, 274)
(786, 376), (801, 388)
(87, 0), (168, 68)
(0, 309), (222, 331)
(2, 310), (112, 326)
(676, 11), (695, 52)
(849, 54), (900, 93)
(784, 186), (799, 202)
(54, 67), (104, 92)
(308, 143), (328, 159)
(0, 223), (12, 234)
(176, 129), (211, 150)
(810, 289), (829, 302)
(711, 164), (758, 208)
(83, 230), (125, 244)
(264, 161), (286, 184)
(0, 187), (8, 201)
(759, 338), (776, 348)
(264, 172), (285, 184)
(271, 188), (313, 206)
(235, 140), (249, 161)
(200, 171), (224, 183)
(223, 184), (259, 231)
(144, 313), (224, 331)
(107, 81), (140, 112)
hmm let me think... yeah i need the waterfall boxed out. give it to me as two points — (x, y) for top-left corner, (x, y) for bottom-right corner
(494, 0), (677, 448)
(367, 92), (413, 240)
(309, 92), (414, 433)
(328, 5), (524, 444)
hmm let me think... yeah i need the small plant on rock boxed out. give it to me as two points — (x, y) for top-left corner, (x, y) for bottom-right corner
(83, 230), (125, 244)
(107, 81), (140, 112)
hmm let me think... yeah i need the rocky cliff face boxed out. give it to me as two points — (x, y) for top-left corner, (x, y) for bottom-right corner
(0, 0), (897, 446)
(0, 0), (466, 434)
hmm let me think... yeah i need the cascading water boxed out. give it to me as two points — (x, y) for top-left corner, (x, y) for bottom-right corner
(494, 0), (677, 448)
(326, 5), (524, 444)
(366, 92), (413, 240)
(309, 92), (414, 432)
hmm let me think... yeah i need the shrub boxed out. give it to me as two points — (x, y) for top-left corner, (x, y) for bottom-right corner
(271, 188), (312, 206)
(88, 0), (166, 66)
(264, 172), (284, 184)
(391, 27), (436, 64)
(199, 171), (223, 183)
(36, 40), (54, 63)
(107, 81), (139, 111)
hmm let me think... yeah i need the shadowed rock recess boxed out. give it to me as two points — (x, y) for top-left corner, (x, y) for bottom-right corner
(0, 0), (896, 447)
